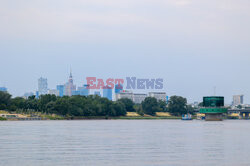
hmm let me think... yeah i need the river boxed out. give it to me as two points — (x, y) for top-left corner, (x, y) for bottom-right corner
(0, 120), (250, 166)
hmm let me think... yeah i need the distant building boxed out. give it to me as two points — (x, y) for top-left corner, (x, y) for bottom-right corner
(48, 89), (59, 96)
(133, 93), (147, 104)
(103, 86), (112, 100)
(35, 91), (39, 99)
(115, 84), (123, 94)
(116, 91), (133, 101)
(0, 87), (7, 92)
(64, 70), (76, 96)
(94, 91), (101, 96)
(72, 90), (80, 96)
(38, 77), (48, 95)
(23, 92), (34, 99)
(148, 92), (166, 101)
(56, 85), (64, 97)
(79, 84), (89, 96)
(233, 95), (244, 106)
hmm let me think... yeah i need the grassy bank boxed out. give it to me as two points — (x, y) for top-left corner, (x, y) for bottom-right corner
(0, 117), (7, 121)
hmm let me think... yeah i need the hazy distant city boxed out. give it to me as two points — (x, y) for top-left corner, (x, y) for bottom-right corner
(0, 70), (247, 109)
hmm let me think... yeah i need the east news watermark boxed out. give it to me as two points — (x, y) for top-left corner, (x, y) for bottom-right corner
(86, 77), (164, 89)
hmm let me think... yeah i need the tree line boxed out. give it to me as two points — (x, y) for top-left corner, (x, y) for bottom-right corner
(0, 91), (193, 117)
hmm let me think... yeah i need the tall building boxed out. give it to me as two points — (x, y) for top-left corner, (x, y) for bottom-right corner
(64, 70), (76, 96)
(79, 84), (89, 96)
(56, 85), (64, 97)
(233, 95), (244, 106)
(116, 90), (133, 101)
(38, 77), (48, 95)
(0, 87), (7, 92)
(73, 84), (90, 96)
(115, 84), (123, 94)
(148, 92), (166, 101)
(133, 93), (147, 104)
(103, 86), (112, 100)
(114, 84), (123, 100)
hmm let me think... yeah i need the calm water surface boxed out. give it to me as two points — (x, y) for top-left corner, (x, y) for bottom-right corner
(0, 120), (250, 166)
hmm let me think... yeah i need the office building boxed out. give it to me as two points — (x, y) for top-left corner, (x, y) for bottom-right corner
(38, 77), (48, 95)
(133, 93), (147, 104)
(103, 85), (112, 100)
(56, 85), (64, 97)
(79, 84), (89, 96)
(148, 92), (166, 101)
(35, 91), (39, 99)
(115, 84), (123, 94)
(72, 90), (80, 96)
(116, 90), (133, 101)
(233, 95), (244, 106)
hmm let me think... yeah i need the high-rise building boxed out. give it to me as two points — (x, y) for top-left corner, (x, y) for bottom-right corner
(35, 91), (39, 99)
(148, 92), (166, 101)
(233, 95), (244, 106)
(103, 86), (112, 100)
(64, 70), (76, 96)
(56, 85), (64, 97)
(133, 93), (147, 104)
(115, 84), (123, 94)
(38, 77), (48, 95)
(0, 87), (7, 92)
(72, 90), (80, 96)
(116, 90), (133, 101)
(79, 84), (89, 96)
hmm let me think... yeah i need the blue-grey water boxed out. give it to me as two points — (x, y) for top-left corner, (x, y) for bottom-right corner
(0, 120), (250, 166)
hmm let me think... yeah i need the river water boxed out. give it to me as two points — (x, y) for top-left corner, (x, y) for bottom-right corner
(0, 120), (250, 166)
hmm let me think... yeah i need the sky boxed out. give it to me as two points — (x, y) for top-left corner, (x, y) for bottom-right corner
(0, 0), (250, 104)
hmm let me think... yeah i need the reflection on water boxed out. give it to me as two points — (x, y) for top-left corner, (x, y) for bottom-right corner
(0, 120), (250, 166)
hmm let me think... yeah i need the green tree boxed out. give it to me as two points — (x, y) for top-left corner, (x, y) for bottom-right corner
(112, 101), (126, 116)
(158, 100), (167, 112)
(0, 91), (11, 110)
(168, 96), (187, 116)
(117, 98), (135, 112)
(141, 97), (159, 116)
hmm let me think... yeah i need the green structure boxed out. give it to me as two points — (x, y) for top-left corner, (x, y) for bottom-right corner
(200, 96), (228, 121)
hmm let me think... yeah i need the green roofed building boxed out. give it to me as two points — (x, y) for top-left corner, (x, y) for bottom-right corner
(200, 96), (228, 121)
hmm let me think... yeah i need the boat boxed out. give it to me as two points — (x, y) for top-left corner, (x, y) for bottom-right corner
(182, 113), (192, 120)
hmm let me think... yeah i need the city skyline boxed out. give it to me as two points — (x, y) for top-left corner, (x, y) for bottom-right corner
(0, 70), (247, 105)
(0, 0), (250, 104)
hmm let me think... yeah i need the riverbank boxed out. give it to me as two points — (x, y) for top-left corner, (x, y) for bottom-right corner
(0, 111), (183, 120)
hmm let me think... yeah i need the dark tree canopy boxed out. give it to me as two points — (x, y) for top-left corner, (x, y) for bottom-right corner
(117, 98), (135, 112)
(141, 97), (159, 116)
(168, 96), (188, 116)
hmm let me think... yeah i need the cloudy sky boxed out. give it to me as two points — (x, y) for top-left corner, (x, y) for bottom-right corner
(0, 0), (250, 103)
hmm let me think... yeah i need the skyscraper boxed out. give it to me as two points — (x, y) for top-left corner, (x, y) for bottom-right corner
(38, 77), (48, 95)
(64, 70), (76, 96)
(56, 85), (64, 97)
(115, 84), (123, 94)
(233, 95), (244, 106)
(103, 85), (112, 100)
